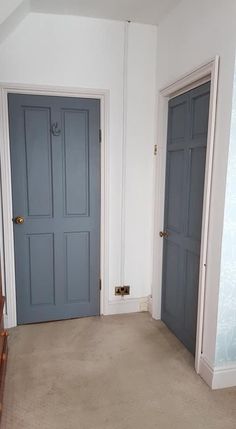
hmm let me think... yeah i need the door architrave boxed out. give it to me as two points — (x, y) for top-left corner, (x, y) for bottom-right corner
(152, 57), (219, 373)
(0, 83), (109, 328)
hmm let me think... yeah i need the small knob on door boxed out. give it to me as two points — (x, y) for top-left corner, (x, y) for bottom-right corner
(159, 231), (169, 238)
(14, 216), (24, 225)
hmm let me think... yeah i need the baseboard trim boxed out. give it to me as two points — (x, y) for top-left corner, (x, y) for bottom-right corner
(148, 295), (152, 314)
(199, 356), (236, 389)
(3, 314), (9, 329)
(199, 356), (214, 387)
(104, 297), (148, 316)
(212, 363), (236, 389)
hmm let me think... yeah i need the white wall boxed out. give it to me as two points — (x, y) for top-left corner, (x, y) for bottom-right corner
(155, 0), (236, 369)
(0, 13), (157, 315)
(216, 64), (236, 366)
(124, 24), (157, 299)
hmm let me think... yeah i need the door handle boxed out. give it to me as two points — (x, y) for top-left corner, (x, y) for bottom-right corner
(14, 216), (24, 225)
(159, 231), (169, 238)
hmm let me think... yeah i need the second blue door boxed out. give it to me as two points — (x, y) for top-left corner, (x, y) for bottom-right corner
(161, 82), (210, 355)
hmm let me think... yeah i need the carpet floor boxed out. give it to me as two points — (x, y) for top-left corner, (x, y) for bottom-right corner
(1, 313), (236, 429)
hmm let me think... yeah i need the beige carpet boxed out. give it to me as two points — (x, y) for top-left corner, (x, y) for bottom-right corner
(1, 313), (236, 429)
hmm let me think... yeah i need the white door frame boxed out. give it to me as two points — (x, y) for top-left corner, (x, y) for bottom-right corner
(0, 82), (110, 328)
(152, 57), (219, 373)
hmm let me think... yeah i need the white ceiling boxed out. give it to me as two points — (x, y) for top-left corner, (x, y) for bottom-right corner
(31, 0), (182, 25)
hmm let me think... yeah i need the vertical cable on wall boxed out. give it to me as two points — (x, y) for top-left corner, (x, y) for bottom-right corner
(120, 21), (130, 287)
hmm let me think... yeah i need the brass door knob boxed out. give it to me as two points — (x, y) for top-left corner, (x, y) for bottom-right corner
(159, 231), (169, 238)
(14, 216), (24, 225)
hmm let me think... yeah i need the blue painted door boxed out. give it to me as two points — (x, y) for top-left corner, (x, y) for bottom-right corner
(161, 82), (210, 354)
(8, 94), (101, 324)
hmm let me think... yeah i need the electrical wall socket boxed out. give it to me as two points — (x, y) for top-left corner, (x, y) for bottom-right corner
(115, 286), (130, 296)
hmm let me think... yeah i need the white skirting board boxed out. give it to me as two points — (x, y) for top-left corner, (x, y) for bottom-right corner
(3, 314), (9, 329)
(199, 356), (236, 389)
(148, 295), (153, 315)
(104, 296), (149, 315)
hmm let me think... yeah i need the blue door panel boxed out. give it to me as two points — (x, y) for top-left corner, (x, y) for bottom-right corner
(65, 232), (90, 303)
(28, 233), (55, 306)
(63, 109), (89, 216)
(24, 107), (53, 217)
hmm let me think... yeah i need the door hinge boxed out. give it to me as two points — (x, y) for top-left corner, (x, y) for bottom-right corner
(99, 129), (102, 143)
(99, 279), (102, 290)
(154, 144), (157, 156)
